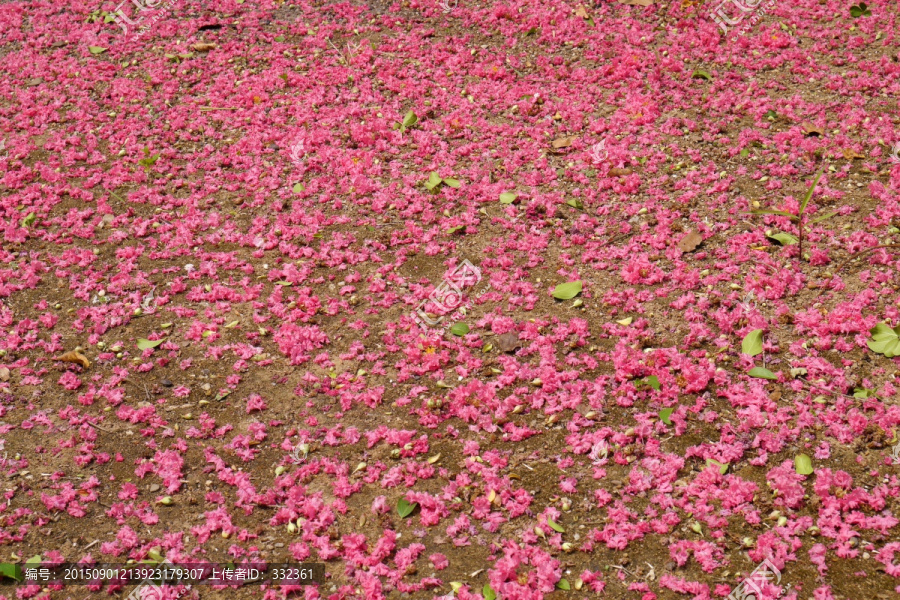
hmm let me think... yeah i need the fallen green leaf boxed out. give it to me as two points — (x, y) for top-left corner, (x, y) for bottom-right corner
(397, 498), (418, 518)
(748, 367), (778, 380)
(0, 563), (22, 582)
(659, 407), (674, 425)
(547, 518), (564, 533)
(742, 329), (764, 356)
(552, 281), (582, 300)
(499, 192), (517, 204)
(401, 110), (418, 130)
(137, 338), (165, 350)
(794, 453), (813, 475)
(483, 584), (497, 600)
(450, 323), (469, 336)
(867, 323), (900, 357)
(706, 459), (729, 475)
(89, 46), (108, 55)
(767, 232), (799, 246)
(556, 578), (571, 590)
(424, 171), (443, 191)
(692, 69), (712, 80)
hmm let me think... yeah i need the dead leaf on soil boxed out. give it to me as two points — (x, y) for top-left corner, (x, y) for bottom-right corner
(575, 6), (590, 18)
(551, 136), (575, 149)
(55, 351), (90, 369)
(497, 332), (520, 353)
(191, 42), (217, 52)
(841, 148), (865, 160)
(0, 367), (9, 381)
(801, 122), (823, 137)
(608, 167), (633, 177)
(678, 231), (703, 253)
(619, 0), (654, 5)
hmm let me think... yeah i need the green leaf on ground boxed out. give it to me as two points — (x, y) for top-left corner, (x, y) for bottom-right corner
(499, 192), (517, 204)
(659, 407), (674, 425)
(767, 232), (799, 246)
(547, 518), (564, 533)
(450, 323), (469, 336)
(424, 172), (443, 191)
(794, 454), (813, 475)
(741, 329), (764, 356)
(137, 338), (165, 350)
(0, 563), (22, 582)
(397, 498), (418, 518)
(850, 3), (870, 18)
(552, 281), (582, 300)
(639, 375), (660, 391)
(706, 459), (729, 474)
(401, 110), (418, 130)
(867, 323), (900, 357)
(748, 367), (778, 380)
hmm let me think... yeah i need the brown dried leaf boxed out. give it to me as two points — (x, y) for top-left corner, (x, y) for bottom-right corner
(608, 167), (633, 177)
(841, 148), (865, 160)
(575, 6), (590, 18)
(678, 231), (703, 253)
(801, 122), (823, 137)
(551, 136), (575, 149)
(497, 332), (520, 353)
(56, 351), (90, 369)
(619, 0), (654, 5)
(0, 367), (9, 381)
(191, 42), (217, 52)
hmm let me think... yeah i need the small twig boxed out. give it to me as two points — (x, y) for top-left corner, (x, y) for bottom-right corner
(834, 243), (900, 273)
(86, 421), (114, 434)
